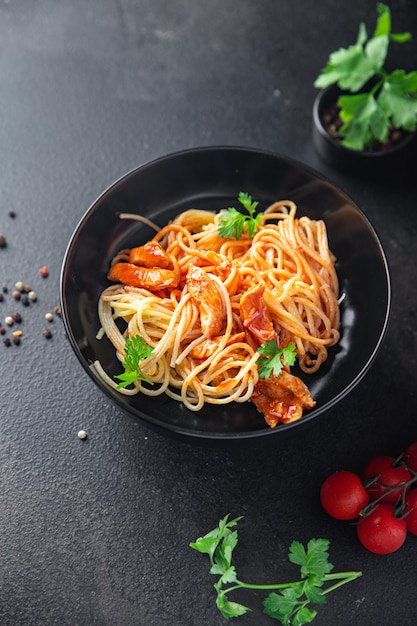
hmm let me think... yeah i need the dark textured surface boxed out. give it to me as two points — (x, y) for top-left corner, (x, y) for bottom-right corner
(1, 1), (417, 625)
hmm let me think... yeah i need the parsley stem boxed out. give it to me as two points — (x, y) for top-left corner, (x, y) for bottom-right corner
(227, 570), (361, 594)
(228, 580), (299, 592)
(322, 571), (362, 595)
(369, 77), (384, 96)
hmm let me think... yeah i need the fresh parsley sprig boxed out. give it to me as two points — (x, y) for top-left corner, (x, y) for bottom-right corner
(314, 3), (417, 151)
(114, 335), (154, 388)
(257, 341), (297, 379)
(218, 192), (263, 240)
(190, 515), (362, 624)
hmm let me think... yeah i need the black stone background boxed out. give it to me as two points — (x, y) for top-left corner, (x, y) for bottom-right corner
(1, 1), (417, 624)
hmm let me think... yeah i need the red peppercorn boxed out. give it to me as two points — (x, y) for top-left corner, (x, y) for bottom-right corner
(39, 266), (49, 278)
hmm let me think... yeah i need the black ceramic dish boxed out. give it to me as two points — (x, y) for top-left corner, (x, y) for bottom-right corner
(60, 146), (391, 443)
(313, 84), (417, 175)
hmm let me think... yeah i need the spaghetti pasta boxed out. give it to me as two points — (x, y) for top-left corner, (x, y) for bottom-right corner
(95, 199), (341, 427)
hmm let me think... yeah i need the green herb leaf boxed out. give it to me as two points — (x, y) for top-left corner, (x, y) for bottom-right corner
(263, 588), (303, 624)
(189, 514), (242, 564)
(257, 341), (297, 379)
(289, 539), (333, 580)
(314, 23), (387, 92)
(337, 91), (390, 149)
(114, 335), (154, 388)
(303, 583), (326, 606)
(373, 2), (391, 38)
(218, 192), (263, 240)
(292, 607), (318, 625)
(374, 2), (411, 42)
(378, 70), (417, 132)
(216, 594), (251, 619)
(189, 532), (221, 558)
(211, 564), (238, 587)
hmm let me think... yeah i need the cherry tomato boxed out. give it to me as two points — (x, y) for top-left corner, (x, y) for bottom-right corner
(357, 503), (407, 554)
(362, 455), (411, 504)
(320, 471), (369, 520)
(404, 489), (417, 535)
(403, 441), (417, 473)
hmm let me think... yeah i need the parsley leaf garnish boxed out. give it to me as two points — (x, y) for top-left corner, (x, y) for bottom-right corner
(114, 335), (154, 388)
(257, 340), (297, 379)
(314, 3), (417, 151)
(218, 192), (263, 240)
(190, 515), (362, 624)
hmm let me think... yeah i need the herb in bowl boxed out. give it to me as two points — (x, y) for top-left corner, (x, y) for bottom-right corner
(218, 192), (263, 240)
(314, 3), (417, 151)
(114, 335), (154, 388)
(257, 341), (297, 379)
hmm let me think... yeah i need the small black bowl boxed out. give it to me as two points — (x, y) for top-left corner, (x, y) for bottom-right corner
(313, 84), (417, 175)
(60, 146), (391, 444)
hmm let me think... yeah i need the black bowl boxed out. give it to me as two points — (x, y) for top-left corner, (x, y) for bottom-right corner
(60, 146), (391, 443)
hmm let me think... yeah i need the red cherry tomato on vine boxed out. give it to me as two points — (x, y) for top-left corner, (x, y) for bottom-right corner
(362, 455), (411, 504)
(404, 489), (417, 535)
(403, 441), (417, 473)
(320, 471), (369, 520)
(357, 503), (407, 554)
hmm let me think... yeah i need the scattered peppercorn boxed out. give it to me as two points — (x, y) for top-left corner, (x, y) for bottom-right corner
(0, 326), (5, 334)
(21, 294), (29, 306)
(5, 316), (14, 326)
(77, 430), (87, 440)
(0, 293), (3, 302)
(0, 234), (6, 248)
(39, 266), (49, 278)
(45, 312), (53, 322)
(42, 328), (52, 339)
(15, 281), (24, 292)
(12, 290), (21, 301)
(53, 306), (61, 317)
(3, 337), (11, 347)
(12, 335), (21, 346)
(11, 312), (22, 323)
(8, 209), (15, 218)
(28, 291), (37, 302)
(12, 330), (23, 338)
(23, 284), (31, 293)
(2, 285), (8, 293)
